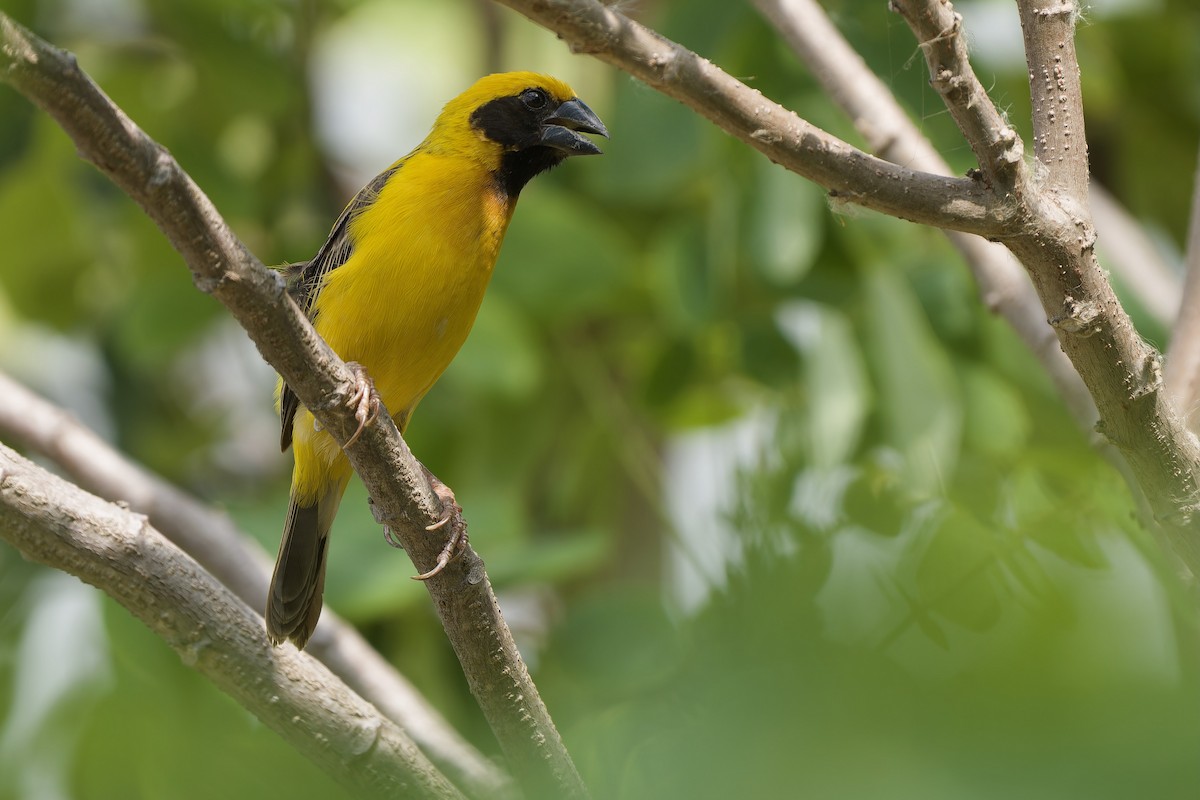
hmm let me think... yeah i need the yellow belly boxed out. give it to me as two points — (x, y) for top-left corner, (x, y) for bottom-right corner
(290, 152), (514, 504)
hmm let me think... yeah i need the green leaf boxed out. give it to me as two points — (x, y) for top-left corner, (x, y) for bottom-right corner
(646, 216), (718, 331)
(493, 186), (631, 321)
(644, 338), (699, 410)
(1001, 542), (1057, 604)
(777, 302), (870, 466)
(750, 160), (825, 286)
(915, 507), (1002, 633)
(1006, 466), (1110, 570)
(960, 365), (1031, 459)
(582, 76), (705, 204)
(862, 264), (962, 493)
(487, 528), (612, 586)
(1029, 524), (1110, 571)
(0, 117), (95, 327)
(444, 295), (543, 401)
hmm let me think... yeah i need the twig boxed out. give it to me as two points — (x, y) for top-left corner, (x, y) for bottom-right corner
(0, 13), (585, 798)
(887, 0), (1029, 194)
(0, 370), (513, 800)
(1164, 143), (1200, 430)
(897, 0), (1200, 569)
(490, 0), (1011, 236)
(1016, 0), (1090, 198)
(0, 444), (464, 800)
(751, 0), (1095, 430)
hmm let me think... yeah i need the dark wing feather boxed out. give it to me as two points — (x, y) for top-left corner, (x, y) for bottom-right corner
(279, 163), (403, 452)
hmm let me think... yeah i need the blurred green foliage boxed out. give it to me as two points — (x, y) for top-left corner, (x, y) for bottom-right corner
(2, 0), (1200, 798)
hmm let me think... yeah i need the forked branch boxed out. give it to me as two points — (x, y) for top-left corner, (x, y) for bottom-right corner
(498, 0), (1200, 573)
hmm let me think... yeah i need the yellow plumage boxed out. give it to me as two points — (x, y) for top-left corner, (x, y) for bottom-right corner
(267, 72), (606, 648)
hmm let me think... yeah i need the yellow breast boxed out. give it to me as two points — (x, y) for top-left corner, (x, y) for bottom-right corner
(313, 152), (515, 428)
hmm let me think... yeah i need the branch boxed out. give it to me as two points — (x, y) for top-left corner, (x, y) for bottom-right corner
(0, 444), (463, 800)
(491, 0), (1010, 236)
(0, 371), (513, 800)
(497, 0), (1200, 574)
(1003, 0), (1200, 565)
(889, 0), (1200, 568)
(1017, 0), (1091, 200)
(1165, 143), (1200, 430)
(887, 0), (1029, 194)
(751, 0), (1096, 429)
(0, 13), (585, 798)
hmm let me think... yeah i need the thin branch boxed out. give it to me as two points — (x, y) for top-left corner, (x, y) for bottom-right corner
(0, 444), (464, 800)
(1017, 0), (1091, 200)
(772, 0), (1195, 568)
(492, 0), (1011, 236)
(894, 0), (1200, 569)
(887, 0), (1029, 194)
(751, 0), (1096, 429)
(752, 0), (1199, 545)
(0, 370), (513, 800)
(1165, 143), (1200, 430)
(0, 13), (585, 798)
(1005, 0), (1200, 566)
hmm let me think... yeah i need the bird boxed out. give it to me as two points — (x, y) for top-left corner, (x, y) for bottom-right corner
(266, 72), (607, 649)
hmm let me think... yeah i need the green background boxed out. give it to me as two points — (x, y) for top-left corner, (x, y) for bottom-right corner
(2, 0), (1199, 797)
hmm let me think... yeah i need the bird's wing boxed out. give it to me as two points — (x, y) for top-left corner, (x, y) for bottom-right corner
(279, 162), (403, 452)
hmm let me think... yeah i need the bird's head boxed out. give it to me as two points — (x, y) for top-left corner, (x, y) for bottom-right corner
(428, 71), (608, 196)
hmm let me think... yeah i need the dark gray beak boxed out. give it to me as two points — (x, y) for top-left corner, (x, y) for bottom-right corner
(539, 98), (608, 156)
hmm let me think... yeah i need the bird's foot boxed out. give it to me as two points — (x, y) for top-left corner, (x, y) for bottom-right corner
(382, 524), (405, 550)
(343, 361), (381, 447)
(412, 472), (468, 581)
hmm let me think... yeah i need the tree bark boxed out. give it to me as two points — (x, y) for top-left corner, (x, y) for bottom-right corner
(751, 0), (1095, 429)
(0, 444), (464, 800)
(0, 370), (514, 800)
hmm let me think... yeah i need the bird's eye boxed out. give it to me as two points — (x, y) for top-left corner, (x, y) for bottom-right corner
(521, 89), (549, 110)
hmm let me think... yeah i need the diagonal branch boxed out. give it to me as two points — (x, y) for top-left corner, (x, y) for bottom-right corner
(888, 0), (1030, 195)
(492, 0), (1010, 236)
(0, 370), (513, 800)
(751, 0), (1096, 430)
(0, 13), (585, 798)
(0, 444), (464, 800)
(886, 0), (1200, 571)
(1009, 0), (1200, 565)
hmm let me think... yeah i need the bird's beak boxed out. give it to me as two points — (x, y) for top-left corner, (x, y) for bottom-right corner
(539, 98), (609, 156)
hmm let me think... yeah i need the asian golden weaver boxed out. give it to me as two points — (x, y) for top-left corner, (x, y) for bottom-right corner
(266, 73), (607, 649)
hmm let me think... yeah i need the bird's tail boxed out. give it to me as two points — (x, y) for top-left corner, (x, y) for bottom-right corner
(266, 481), (345, 649)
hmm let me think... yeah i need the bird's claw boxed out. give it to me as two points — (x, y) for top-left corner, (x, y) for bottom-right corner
(382, 525), (405, 549)
(412, 476), (466, 580)
(343, 362), (381, 447)
(412, 522), (467, 581)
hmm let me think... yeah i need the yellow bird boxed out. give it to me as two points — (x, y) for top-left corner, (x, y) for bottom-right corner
(267, 72), (607, 648)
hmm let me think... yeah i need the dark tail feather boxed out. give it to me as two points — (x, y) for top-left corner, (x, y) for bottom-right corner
(266, 492), (337, 649)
